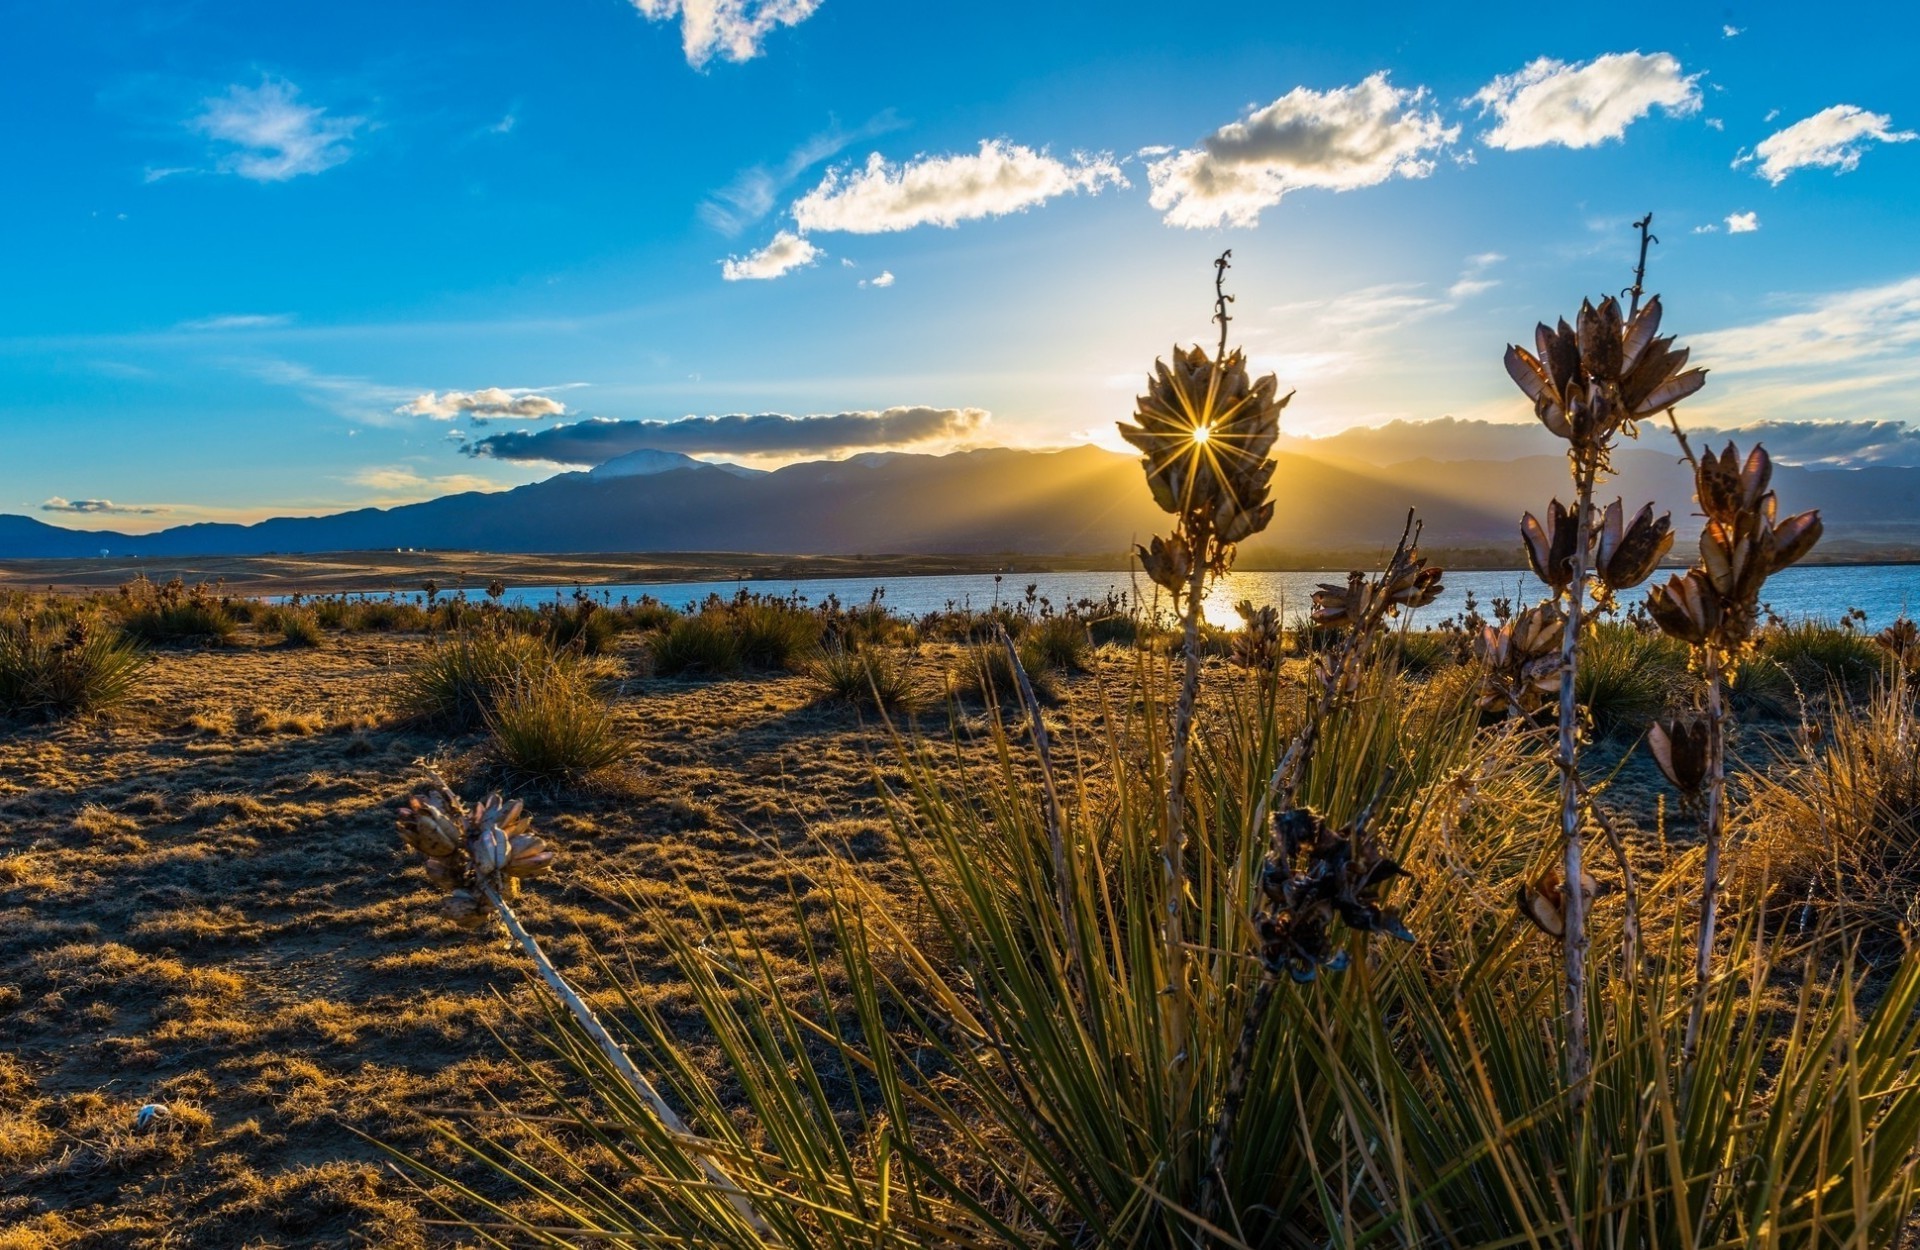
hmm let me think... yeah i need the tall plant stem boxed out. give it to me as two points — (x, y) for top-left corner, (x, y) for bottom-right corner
(999, 627), (1080, 994)
(477, 879), (780, 1242)
(1684, 650), (1727, 1062)
(1559, 455), (1598, 1105)
(1163, 519), (1211, 1084)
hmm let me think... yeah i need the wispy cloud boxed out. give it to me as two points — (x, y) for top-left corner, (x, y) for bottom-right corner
(1147, 73), (1456, 229)
(792, 141), (1125, 234)
(1738, 104), (1916, 184)
(40, 497), (169, 516)
(721, 230), (822, 280)
(464, 406), (989, 464)
(860, 270), (895, 289)
(191, 78), (363, 181)
(1685, 275), (1920, 425)
(176, 313), (294, 331)
(628, 0), (823, 68)
(401, 387), (569, 419)
(347, 466), (505, 500)
(702, 112), (901, 237)
(1473, 52), (1701, 150)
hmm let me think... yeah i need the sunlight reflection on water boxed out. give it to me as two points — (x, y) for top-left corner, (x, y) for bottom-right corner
(448, 564), (1920, 626)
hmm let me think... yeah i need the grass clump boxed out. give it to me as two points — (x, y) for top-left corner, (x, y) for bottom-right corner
(650, 613), (743, 677)
(1575, 620), (1686, 734)
(0, 617), (148, 720)
(399, 628), (561, 730)
(114, 577), (235, 645)
(803, 644), (918, 712)
(273, 607), (324, 648)
(1761, 618), (1886, 701)
(1019, 614), (1093, 673)
(485, 666), (625, 784)
(951, 638), (1061, 704)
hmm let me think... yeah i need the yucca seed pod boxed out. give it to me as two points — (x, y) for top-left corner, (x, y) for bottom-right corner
(1647, 718), (1709, 795)
(422, 854), (459, 891)
(1474, 600), (1565, 715)
(1696, 443), (1772, 526)
(1310, 573), (1369, 630)
(1522, 500), (1581, 594)
(504, 834), (555, 879)
(1504, 295), (1706, 450)
(1647, 569), (1720, 647)
(443, 888), (490, 930)
(1136, 532), (1194, 599)
(1595, 500), (1673, 592)
(1876, 618), (1919, 664)
(1118, 344), (1290, 530)
(1516, 868), (1597, 939)
(399, 796), (462, 859)
(1770, 510), (1823, 571)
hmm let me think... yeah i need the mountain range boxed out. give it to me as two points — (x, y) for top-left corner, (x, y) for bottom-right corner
(7, 442), (1920, 562)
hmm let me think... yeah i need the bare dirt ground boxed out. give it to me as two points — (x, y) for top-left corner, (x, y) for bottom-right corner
(0, 628), (1054, 1248)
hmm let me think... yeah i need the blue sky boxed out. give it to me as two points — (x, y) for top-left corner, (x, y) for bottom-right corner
(5, 0), (1919, 530)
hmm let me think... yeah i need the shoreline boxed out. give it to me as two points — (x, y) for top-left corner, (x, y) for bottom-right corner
(2, 546), (1917, 596)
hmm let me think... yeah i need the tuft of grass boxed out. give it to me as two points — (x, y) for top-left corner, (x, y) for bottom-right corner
(952, 639), (1061, 704)
(1732, 680), (1920, 939)
(0, 618), (149, 720)
(1019, 615), (1093, 673)
(275, 608), (324, 648)
(485, 665), (626, 784)
(730, 601), (824, 671)
(398, 628), (560, 730)
(1576, 620), (1686, 734)
(650, 613), (743, 677)
(804, 644), (919, 713)
(114, 578), (235, 645)
(1761, 618), (1886, 702)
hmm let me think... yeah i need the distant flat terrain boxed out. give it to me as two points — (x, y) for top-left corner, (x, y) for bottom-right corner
(0, 550), (1126, 595)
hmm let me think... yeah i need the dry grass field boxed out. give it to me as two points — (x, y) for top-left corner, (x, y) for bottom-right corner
(0, 624), (1055, 1247)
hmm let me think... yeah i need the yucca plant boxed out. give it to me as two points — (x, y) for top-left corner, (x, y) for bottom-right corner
(0, 615), (149, 719)
(399, 625), (568, 730)
(1499, 222), (1704, 1096)
(805, 642), (920, 713)
(1114, 250), (1288, 1096)
(485, 665), (627, 784)
(1646, 436), (1822, 1057)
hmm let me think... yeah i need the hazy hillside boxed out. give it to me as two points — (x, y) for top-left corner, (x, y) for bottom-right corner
(7, 445), (1920, 561)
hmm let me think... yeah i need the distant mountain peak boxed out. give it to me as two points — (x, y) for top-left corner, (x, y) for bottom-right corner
(588, 448), (763, 480)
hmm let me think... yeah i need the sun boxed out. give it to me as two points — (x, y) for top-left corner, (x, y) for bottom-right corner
(1191, 425), (1211, 445)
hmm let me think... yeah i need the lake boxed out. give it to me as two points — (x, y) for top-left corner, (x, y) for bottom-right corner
(410, 563), (1920, 627)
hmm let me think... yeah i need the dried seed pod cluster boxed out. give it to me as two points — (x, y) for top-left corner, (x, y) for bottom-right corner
(396, 787), (556, 930)
(1309, 549), (1444, 632)
(1474, 600), (1566, 716)
(1503, 295), (1706, 453)
(1877, 618), (1919, 667)
(1647, 444), (1823, 661)
(1117, 344), (1289, 601)
(1255, 807), (1413, 983)
(1230, 600), (1284, 671)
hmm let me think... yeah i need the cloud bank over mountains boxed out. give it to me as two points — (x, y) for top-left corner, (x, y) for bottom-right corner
(464, 405), (990, 464)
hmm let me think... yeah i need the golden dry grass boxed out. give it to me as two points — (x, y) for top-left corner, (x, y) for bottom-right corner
(0, 623), (1124, 1246)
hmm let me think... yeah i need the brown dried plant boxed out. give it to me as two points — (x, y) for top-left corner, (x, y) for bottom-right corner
(1646, 434), (1822, 1060)
(1497, 217), (1705, 1100)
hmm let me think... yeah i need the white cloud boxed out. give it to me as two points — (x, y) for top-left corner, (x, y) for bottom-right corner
(1725, 210), (1759, 233)
(860, 270), (895, 288)
(702, 112), (901, 237)
(1706, 117), (1725, 131)
(1741, 105), (1916, 184)
(1693, 223), (1719, 234)
(348, 466), (504, 499)
(628, 0), (822, 68)
(177, 313), (293, 331)
(1723, 24), (1743, 37)
(1446, 251), (1504, 300)
(1146, 73), (1456, 229)
(792, 140), (1126, 234)
(1473, 51), (1701, 150)
(721, 230), (822, 280)
(401, 387), (568, 420)
(191, 78), (362, 181)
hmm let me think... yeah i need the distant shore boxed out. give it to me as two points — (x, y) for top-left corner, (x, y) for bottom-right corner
(2, 544), (1916, 595)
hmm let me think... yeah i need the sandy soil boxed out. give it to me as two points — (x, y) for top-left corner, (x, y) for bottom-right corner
(0, 628), (1041, 1248)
